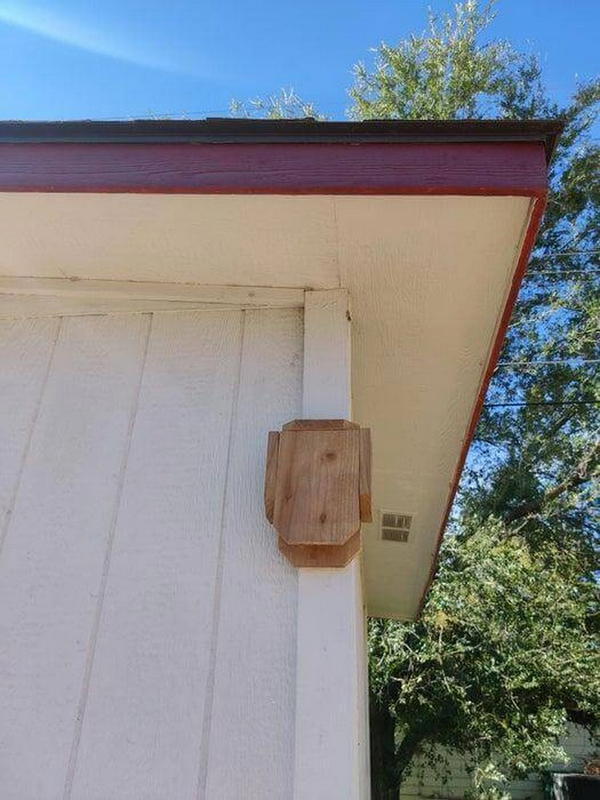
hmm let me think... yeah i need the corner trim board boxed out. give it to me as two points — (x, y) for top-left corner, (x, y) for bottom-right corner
(293, 289), (370, 800)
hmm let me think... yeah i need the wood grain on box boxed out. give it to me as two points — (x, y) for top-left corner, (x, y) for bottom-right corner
(265, 419), (372, 567)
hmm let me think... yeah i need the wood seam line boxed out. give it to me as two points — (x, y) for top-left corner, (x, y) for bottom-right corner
(195, 309), (246, 800)
(62, 312), (154, 800)
(0, 315), (63, 564)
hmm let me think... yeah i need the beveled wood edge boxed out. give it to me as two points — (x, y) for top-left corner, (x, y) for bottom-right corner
(359, 427), (373, 523)
(264, 431), (279, 523)
(278, 524), (361, 547)
(278, 532), (361, 568)
(282, 419), (360, 431)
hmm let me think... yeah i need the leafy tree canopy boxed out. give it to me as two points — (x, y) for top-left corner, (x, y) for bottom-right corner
(369, 522), (599, 799)
(230, 87), (320, 119)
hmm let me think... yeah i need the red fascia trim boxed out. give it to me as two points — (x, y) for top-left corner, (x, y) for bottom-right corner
(0, 141), (547, 196)
(417, 193), (547, 614)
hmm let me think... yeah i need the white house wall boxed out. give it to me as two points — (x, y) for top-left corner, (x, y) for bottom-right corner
(0, 308), (303, 800)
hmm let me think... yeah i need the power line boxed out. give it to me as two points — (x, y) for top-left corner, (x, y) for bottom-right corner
(527, 270), (600, 276)
(76, 108), (234, 121)
(484, 400), (600, 407)
(533, 249), (600, 258)
(497, 359), (600, 368)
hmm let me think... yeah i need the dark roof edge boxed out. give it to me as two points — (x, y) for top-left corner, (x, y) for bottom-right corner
(0, 118), (564, 163)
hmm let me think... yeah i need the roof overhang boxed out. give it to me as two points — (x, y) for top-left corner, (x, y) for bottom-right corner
(0, 119), (561, 618)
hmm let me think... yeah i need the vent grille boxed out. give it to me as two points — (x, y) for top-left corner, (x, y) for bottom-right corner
(381, 512), (412, 543)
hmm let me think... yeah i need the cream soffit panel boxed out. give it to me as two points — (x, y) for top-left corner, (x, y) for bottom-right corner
(0, 193), (340, 287)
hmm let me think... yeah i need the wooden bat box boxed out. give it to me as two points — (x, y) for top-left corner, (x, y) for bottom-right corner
(264, 420), (372, 567)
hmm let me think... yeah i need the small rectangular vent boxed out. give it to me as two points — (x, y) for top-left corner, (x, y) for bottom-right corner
(381, 511), (412, 543)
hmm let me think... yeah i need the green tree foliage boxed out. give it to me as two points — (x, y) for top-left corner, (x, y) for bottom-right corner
(230, 87), (321, 119)
(369, 524), (599, 799)
(233, 2), (599, 797)
(349, 0), (517, 120)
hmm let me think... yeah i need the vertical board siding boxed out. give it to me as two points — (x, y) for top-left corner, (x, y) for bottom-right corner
(203, 309), (303, 799)
(69, 311), (243, 800)
(0, 314), (150, 800)
(0, 308), (304, 800)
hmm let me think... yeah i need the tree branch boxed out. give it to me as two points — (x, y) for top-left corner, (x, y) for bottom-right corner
(505, 439), (600, 523)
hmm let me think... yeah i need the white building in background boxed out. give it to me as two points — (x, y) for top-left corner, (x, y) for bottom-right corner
(401, 725), (595, 800)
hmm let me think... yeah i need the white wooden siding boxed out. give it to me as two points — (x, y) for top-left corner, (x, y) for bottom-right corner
(0, 308), (303, 800)
(203, 309), (302, 799)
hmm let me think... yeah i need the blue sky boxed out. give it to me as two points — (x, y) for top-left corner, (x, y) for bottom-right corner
(0, 0), (598, 120)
